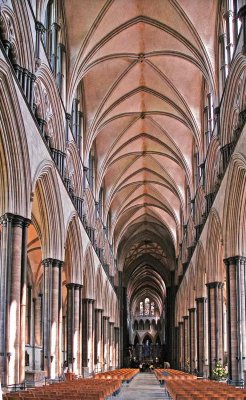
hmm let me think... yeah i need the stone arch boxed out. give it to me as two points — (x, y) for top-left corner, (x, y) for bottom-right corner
(205, 136), (220, 196)
(95, 267), (104, 310)
(32, 160), (65, 260)
(83, 188), (96, 229)
(0, 60), (31, 218)
(82, 244), (96, 299)
(206, 208), (224, 283)
(223, 153), (246, 258)
(187, 263), (196, 309)
(195, 242), (206, 298)
(0, 2), (35, 71)
(102, 280), (110, 316)
(65, 141), (83, 198)
(221, 54), (246, 146)
(35, 64), (66, 151)
(64, 213), (83, 284)
(194, 185), (205, 226)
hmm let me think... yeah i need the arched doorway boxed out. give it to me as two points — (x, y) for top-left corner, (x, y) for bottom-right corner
(142, 334), (153, 361)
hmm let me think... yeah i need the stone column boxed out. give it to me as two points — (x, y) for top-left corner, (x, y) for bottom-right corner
(114, 327), (119, 368)
(95, 309), (103, 371)
(43, 259), (63, 378)
(19, 218), (30, 382)
(67, 283), (73, 371)
(33, 294), (42, 370)
(224, 256), (246, 380)
(34, 294), (42, 347)
(103, 316), (109, 370)
(109, 322), (114, 369)
(206, 282), (224, 377)
(178, 321), (184, 370)
(196, 297), (207, 375)
(78, 286), (83, 375)
(82, 299), (94, 373)
(51, 23), (60, 75)
(183, 316), (189, 371)
(175, 326), (179, 369)
(0, 214), (30, 385)
(189, 308), (197, 373)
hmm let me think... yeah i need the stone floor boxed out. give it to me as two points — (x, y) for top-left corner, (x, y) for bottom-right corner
(114, 372), (171, 399)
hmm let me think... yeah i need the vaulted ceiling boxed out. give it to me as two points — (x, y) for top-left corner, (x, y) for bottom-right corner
(64, 0), (219, 310)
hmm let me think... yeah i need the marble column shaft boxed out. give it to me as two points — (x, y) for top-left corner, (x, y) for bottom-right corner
(196, 297), (207, 375)
(0, 214), (30, 385)
(103, 316), (110, 370)
(206, 282), (224, 377)
(188, 308), (197, 373)
(178, 321), (184, 370)
(114, 327), (119, 368)
(225, 256), (246, 380)
(67, 284), (82, 373)
(183, 315), (189, 370)
(82, 298), (94, 371)
(43, 258), (63, 378)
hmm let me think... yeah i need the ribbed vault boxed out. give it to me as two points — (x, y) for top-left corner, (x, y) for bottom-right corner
(64, 0), (218, 313)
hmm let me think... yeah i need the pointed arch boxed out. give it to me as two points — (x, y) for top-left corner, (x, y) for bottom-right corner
(0, 59), (31, 218)
(35, 64), (66, 151)
(206, 208), (224, 282)
(64, 213), (83, 284)
(195, 242), (206, 298)
(83, 244), (96, 299)
(223, 153), (246, 258)
(32, 160), (65, 260)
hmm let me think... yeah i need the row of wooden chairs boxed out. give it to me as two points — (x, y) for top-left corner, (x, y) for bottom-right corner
(154, 368), (197, 383)
(161, 371), (246, 399)
(3, 368), (139, 400)
(95, 368), (139, 383)
(3, 377), (121, 400)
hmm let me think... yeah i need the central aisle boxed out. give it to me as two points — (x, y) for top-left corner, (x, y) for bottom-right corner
(116, 372), (170, 399)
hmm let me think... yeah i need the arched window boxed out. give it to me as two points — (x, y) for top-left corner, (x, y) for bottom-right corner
(144, 297), (150, 315)
(139, 301), (144, 316)
(150, 301), (155, 316)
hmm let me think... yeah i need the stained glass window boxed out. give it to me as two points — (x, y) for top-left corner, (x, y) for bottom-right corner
(144, 298), (150, 315)
(151, 302), (155, 316)
(140, 301), (143, 316)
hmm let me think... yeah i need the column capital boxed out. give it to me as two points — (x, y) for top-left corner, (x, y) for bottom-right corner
(178, 321), (184, 326)
(206, 281), (224, 289)
(42, 258), (63, 268)
(35, 21), (45, 33)
(109, 321), (114, 326)
(114, 326), (120, 331)
(103, 315), (110, 320)
(188, 307), (196, 313)
(224, 256), (246, 266)
(95, 308), (103, 312)
(0, 213), (31, 227)
(82, 298), (95, 304)
(195, 297), (207, 303)
(74, 284), (83, 290)
(183, 315), (189, 320)
(66, 282), (76, 289)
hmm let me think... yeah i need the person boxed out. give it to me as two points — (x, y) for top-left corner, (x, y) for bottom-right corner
(63, 360), (68, 377)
